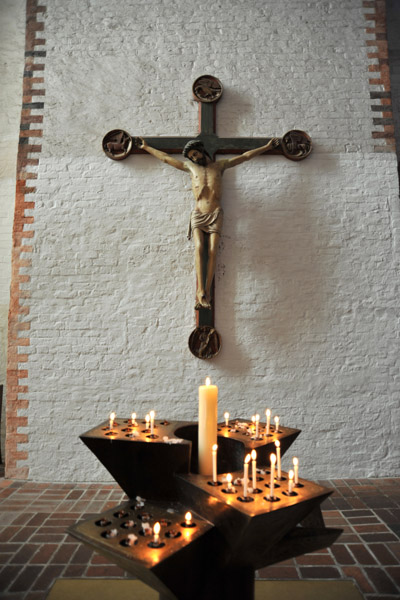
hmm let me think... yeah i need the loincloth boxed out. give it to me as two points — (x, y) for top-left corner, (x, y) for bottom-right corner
(187, 207), (223, 240)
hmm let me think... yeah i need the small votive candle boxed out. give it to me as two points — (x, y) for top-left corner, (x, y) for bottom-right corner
(274, 415), (280, 432)
(212, 444), (218, 484)
(227, 473), (233, 492)
(150, 410), (155, 435)
(153, 522), (160, 545)
(109, 412), (116, 429)
(288, 470), (294, 494)
(182, 511), (195, 528)
(275, 440), (281, 479)
(269, 453), (276, 499)
(293, 457), (299, 484)
(224, 412), (230, 427)
(251, 449), (257, 489)
(145, 414), (150, 430)
(131, 412), (137, 426)
(243, 454), (251, 498)
(255, 414), (260, 438)
(265, 409), (271, 436)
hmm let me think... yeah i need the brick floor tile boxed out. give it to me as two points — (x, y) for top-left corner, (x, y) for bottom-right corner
(385, 566), (400, 587)
(51, 543), (78, 564)
(298, 566), (340, 578)
(349, 543), (378, 564)
(86, 565), (126, 577)
(91, 552), (119, 565)
(387, 543), (400, 561)
(0, 565), (21, 591)
(10, 527), (37, 543)
(362, 496), (397, 509)
(349, 516), (381, 524)
(31, 564), (64, 591)
(330, 544), (356, 565)
(9, 543), (38, 564)
(364, 567), (400, 594)
(29, 543), (58, 564)
(26, 514), (47, 527)
(9, 565), (43, 592)
(29, 534), (66, 544)
(342, 566), (375, 593)
(340, 533), (362, 543)
(70, 544), (93, 564)
(361, 533), (399, 543)
(368, 543), (399, 565)
(257, 566), (299, 579)
(62, 564), (87, 578)
(26, 592), (48, 600)
(0, 527), (20, 543)
(347, 497), (369, 509)
(354, 524), (392, 533)
(296, 554), (334, 565)
(0, 542), (21, 554)
(11, 513), (35, 526)
(343, 509), (375, 517)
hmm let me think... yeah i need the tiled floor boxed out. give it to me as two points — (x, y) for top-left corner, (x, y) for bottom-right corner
(0, 477), (399, 599)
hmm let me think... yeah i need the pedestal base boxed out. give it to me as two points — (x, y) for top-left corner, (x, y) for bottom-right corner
(47, 579), (364, 600)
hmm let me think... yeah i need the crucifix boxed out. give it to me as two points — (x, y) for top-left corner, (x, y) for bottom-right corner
(102, 75), (312, 360)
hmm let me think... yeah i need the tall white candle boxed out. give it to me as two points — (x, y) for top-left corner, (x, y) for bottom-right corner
(150, 410), (155, 435)
(224, 412), (230, 427)
(212, 444), (218, 483)
(265, 409), (271, 436)
(255, 414), (260, 438)
(243, 454), (251, 498)
(274, 415), (280, 432)
(288, 470), (294, 494)
(293, 457), (299, 484)
(198, 378), (218, 475)
(251, 449), (257, 489)
(269, 454), (276, 499)
(275, 440), (281, 479)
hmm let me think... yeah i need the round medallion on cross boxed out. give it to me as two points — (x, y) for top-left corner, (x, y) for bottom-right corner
(192, 75), (223, 103)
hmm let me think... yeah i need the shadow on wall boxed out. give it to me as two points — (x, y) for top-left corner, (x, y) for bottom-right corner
(214, 153), (340, 372)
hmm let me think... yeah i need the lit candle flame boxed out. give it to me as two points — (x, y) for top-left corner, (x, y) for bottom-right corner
(205, 377), (211, 386)
(255, 414), (260, 421)
(131, 412), (136, 422)
(109, 412), (115, 428)
(289, 470), (294, 480)
(266, 409), (271, 417)
(251, 449), (257, 461)
(224, 412), (229, 419)
(293, 457), (298, 466)
(185, 512), (192, 525)
(245, 453), (251, 464)
(153, 522), (160, 535)
(212, 444), (218, 452)
(145, 414), (150, 424)
(270, 453), (276, 465)
(227, 473), (232, 483)
(275, 440), (280, 448)
(251, 415), (255, 423)
(150, 410), (155, 418)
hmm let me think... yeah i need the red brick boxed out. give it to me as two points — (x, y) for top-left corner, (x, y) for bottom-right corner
(70, 545), (93, 564)
(9, 565), (42, 592)
(349, 543), (377, 564)
(257, 566), (299, 579)
(29, 543), (58, 564)
(63, 564), (86, 578)
(51, 543), (77, 564)
(342, 566), (375, 593)
(296, 553), (334, 566)
(330, 544), (356, 565)
(368, 543), (399, 565)
(365, 567), (400, 594)
(9, 543), (38, 564)
(86, 565), (125, 577)
(385, 566), (400, 586)
(31, 564), (64, 591)
(298, 566), (340, 579)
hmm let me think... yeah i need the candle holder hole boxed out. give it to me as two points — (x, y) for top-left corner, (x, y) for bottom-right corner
(102, 529), (119, 539)
(207, 481), (223, 487)
(114, 510), (129, 519)
(237, 496), (254, 503)
(181, 522), (196, 528)
(121, 520), (137, 529)
(148, 541), (165, 548)
(264, 495), (280, 502)
(295, 482), (304, 488)
(282, 491), (298, 497)
(95, 519), (111, 527)
(222, 488), (237, 494)
(165, 530), (181, 538)
(137, 512), (153, 521)
(146, 434), (159, 440)
(159, 519), (172, 527)
(120, 537), (138, 547)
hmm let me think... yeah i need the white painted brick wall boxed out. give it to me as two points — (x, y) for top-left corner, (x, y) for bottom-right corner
(21, 0), (400, 481)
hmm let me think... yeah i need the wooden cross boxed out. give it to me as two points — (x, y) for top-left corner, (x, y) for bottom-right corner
(102, 75), (312, 359)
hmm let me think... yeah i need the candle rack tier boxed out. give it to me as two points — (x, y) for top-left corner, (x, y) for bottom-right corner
(69, 418), (342, 600)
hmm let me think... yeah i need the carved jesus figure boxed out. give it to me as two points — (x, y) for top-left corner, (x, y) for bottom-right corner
(137, 136), (279, 309)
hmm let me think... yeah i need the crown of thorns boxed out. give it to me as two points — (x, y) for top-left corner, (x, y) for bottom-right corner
(183, 140), (209, 158)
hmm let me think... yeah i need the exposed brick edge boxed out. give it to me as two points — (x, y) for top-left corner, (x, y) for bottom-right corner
(364, 0), (396, 153)
(6, 0), (46, 479)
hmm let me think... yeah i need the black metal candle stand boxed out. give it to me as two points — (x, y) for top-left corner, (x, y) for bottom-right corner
(68, 418), (342, 600)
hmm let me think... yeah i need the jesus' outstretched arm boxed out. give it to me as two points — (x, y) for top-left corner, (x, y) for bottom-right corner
(220, 137), (280, 170)
(136, 137), (187, 172)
